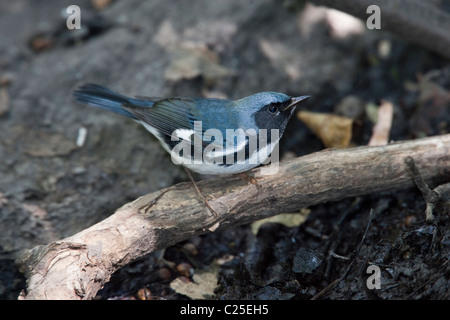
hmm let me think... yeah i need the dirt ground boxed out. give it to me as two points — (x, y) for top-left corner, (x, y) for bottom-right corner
(0, 0), (449, 300)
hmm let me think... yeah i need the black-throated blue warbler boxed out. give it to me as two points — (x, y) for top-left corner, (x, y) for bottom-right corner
(73, 84), (310, 176)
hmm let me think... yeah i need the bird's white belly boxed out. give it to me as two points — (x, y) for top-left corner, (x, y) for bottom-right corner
(141, 121), (279, 175)
(180, 139), (279, 175)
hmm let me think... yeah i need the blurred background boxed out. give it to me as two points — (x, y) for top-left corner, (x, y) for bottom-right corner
(0, 0), (449, 299)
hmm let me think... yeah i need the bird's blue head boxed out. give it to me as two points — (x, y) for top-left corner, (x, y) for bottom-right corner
(233, 91), (310, 134)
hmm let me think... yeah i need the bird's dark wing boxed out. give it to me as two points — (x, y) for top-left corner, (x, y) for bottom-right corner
(74, 83), (232, 150)
(122, 98), (201, 140)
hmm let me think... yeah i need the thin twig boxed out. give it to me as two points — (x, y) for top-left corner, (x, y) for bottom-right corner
(184, 167), (218, 217)
(404, 156), (440, 222)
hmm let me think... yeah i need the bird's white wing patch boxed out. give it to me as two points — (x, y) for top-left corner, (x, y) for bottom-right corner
(173, 128), (195, 141)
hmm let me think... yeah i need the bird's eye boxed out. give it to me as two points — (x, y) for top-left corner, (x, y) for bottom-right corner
(268, 105), (278, 114)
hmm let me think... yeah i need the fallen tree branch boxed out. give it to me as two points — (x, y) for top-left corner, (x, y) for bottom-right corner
(310, 0), (450, 60)
(17, 134), (450, 299)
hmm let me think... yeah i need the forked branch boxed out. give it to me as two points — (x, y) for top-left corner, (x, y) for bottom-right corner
(17, 134), (450, 299)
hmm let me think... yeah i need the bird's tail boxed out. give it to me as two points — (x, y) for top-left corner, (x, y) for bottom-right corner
(73, 84), (152, 119)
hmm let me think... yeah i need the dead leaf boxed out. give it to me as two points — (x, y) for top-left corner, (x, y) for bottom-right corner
(201, 89), (228, 99)
(0, 87), (10, 116)
(22, 203), (48, 220)
(298, 4), (364, 39)
(297, 3), (328, 36)
(154, 20), (179, 50)
(325, 8), (365, 38)
(405, 72), (450, 105)
(136, 288), (152, 300)
(176, 262), (194, 278)
(29, 34), (53, 52)
(91, 0), (113, 10)
(368, 100), (394, 146)
(0, 76), (11, 86)
(404, 72), (450, 135)
(251, 210), (310, 235)
(155, 20), (234, 83)
(183, 21), (237, 53)
(164, 46), (233, 82)
(21, 129), (77, 157)
(0, 192), (8, 206)
(170, 263), (219, 299)
(297, 111), (353, 148)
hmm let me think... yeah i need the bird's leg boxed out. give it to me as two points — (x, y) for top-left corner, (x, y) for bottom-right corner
(184, 167), (218, 217)
(239, 172), (261, 189)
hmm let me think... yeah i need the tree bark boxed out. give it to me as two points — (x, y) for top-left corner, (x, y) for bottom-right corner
(17, 134), (450, 299)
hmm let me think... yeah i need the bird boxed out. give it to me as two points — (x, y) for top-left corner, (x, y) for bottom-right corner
(73, 84), (310, 214)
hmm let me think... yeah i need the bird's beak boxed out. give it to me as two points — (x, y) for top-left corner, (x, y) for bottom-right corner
(284, 95), (311, 111)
